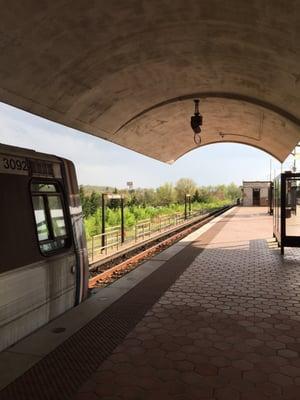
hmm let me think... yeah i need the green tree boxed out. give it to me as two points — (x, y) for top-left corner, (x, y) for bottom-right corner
(79, 185), (91, 218)
(79, 185), (85, 204)
(226, 182), (241, 201)
(198, 187), (213, 203)
(144, 188), (156, 206)
(175, 178), (197, 203)
(128, 194), (138, 206)
(90, 191), (100, 215)
(156, 183), (175, 206)
(214, 184), (226, 200)
(192, 189), (201, 202)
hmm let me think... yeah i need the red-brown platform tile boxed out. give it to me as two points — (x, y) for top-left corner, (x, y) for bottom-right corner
(72, 208), (300, 400)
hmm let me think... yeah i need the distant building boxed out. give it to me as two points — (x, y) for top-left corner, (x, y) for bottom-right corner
(242, 181), (271, 206)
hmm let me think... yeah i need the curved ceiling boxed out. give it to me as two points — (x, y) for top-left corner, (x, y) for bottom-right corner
(0, 0), (299, 162)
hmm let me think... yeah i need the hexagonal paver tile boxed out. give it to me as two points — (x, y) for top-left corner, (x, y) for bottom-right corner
(232, 360), (253, 371)
(278, 349), (298, 359)
(269, 372), (294, 387)
(72, 210), (300, 400)
(244, 370), (268, 384)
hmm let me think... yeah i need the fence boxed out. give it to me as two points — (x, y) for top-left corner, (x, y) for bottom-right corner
(87, 205), (226, 262)
(135, 219), (151, 241)
(89, 227), (121, 261)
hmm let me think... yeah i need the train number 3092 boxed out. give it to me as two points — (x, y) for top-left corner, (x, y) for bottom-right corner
(2, 157), (28, 171)
(0, 155), (29, 175)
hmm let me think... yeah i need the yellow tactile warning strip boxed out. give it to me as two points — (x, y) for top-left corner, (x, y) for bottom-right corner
(0, 208), (235, 400)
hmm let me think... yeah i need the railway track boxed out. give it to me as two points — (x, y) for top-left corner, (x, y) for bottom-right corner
(89, 205), (233, 289)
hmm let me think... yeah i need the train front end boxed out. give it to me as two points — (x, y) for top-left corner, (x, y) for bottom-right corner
(0, 144), (89, 352)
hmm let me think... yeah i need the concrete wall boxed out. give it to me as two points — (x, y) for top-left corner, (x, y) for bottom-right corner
(243, 182), (270, 206)
(0, 2), (299, 163)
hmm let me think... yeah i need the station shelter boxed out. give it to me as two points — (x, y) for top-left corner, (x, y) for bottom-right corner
(242, 181), (271, 206)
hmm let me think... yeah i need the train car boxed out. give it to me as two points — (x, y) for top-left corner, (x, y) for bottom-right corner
(0, 143), (89, 352)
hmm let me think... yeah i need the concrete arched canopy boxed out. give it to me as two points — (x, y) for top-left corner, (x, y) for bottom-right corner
(0, 0), (299, 163)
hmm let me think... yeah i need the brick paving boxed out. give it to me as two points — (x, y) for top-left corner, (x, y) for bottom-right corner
(75, 207), (300, 400)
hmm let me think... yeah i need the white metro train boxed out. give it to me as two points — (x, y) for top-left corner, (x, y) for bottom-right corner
(0, 143), (89, 351)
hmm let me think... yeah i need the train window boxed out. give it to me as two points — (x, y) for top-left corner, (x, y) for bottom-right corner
(31, 183), (57, 192)
(31, 182), (70, 255)
(48, 196), (67, 237)
(32, 196), (50, 241)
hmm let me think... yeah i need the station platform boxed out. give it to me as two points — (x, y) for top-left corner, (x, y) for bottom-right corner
(2, 206), (300, 400)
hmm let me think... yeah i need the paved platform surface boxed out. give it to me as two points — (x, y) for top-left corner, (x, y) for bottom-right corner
(3, 207), (300, 400)
(0, 206), (232, 399)
(75, 207), (300, 400)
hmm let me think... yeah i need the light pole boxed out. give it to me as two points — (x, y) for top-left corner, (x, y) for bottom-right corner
(120, 196), (125, 243)
(102, 193), (125, 248)
(101, 193), (106, 248)
(185, 194), (191, 219)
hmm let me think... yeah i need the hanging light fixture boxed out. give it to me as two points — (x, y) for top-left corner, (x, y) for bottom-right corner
(190, 99), (203, 144)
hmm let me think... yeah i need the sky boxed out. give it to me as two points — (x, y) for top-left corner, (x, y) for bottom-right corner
(0, 101), (293, 189)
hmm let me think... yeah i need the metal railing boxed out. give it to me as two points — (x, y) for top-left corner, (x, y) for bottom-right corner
(135, 219), (151, 241)
(87, 206), (228, 262)
(89, 226), (121, 261)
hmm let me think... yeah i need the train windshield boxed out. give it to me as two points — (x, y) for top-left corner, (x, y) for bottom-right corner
(31, 182), (70, 254)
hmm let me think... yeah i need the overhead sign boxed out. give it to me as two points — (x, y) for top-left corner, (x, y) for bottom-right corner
(106, 194), (122, 199)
